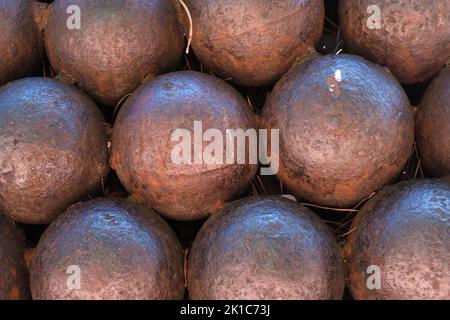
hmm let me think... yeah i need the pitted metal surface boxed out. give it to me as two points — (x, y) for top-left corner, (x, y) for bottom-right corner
(184, 0), (324, 86)
(112, 71), (258, 221)
(188, 196), (345, 300)
(416, 67), (450, 177)
(44, 0), (184, 106)
(0, 78), (110, 224)
(30, 198), (185, 300)
(339, 0), (450, 84)
(262, 54), (414, 207)
(0, 215), (30, 300)
(0, 0), (42, 86)
(345, 179), (450, 300)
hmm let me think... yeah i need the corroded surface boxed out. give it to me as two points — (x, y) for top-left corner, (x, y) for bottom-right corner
(30, 198), (185, 300)
(339, 0), (450, 84)
(416, 67), (450, 177)
(0, 0), (42, 86)
(345, 179), (450, 300)
(112, 71), (257, 221)
(262, 54), (414, 207)
(45, 0), (184, 106)
(188, 196), (345, 300)
(0, 215), (30, 300)
(0, 78), (110, 224)
(184, 0), (324, 87)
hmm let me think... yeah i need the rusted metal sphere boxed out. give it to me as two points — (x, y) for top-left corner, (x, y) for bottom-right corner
(112, 71), (257, 221)
(184, 0), (324, 87)
(339, 0), (450, 84)
(416, 67), (450, 177)
(345, 179), (450, 300)
(0, 78), (109, 224)
(44, 0), (184, 106)
(0, 215), (29, 300)
(262, 54), (414, 208)
(188, 196), (345, 300)
(30, 198), (185, 300)
(0, 0), (42, 86)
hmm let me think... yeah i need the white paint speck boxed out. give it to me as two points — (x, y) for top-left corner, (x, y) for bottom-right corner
(334, 69), (342, 82)
(282, 194), (297, 202)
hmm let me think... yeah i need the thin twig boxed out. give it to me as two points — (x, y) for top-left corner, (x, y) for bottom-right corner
(299, 203), (359, 212)
(184, 55), (192, 71)
(414, 159), (421, 179)
(184, 249), (189, 288)
(353, 192), (376, 210)
(256, 176), (267, 195)
(246, 96), (254, 112)
(339, 226), (356, 237)
(177, 0), (193, 54)
(101, 178), (106, 197)
(113, 93), (131, 120)
(325, 16), (339, 29)
(413, 143), (424, 178)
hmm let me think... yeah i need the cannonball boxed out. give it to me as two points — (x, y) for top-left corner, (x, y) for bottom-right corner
(339, 0), (450, 84)
(184, 0), (324, 87)
(188, 196), (345, 300)
(345, 179), (450, 300)
(0, 0), (42, 86)
(30, 198), (185, 300)
(112, 71), (257, 221)
(0, 215), (29, 300)
(0, 78), (109, 224)
(44, 0), (184, 106)
(262, 54), (414, 207)
(416, 67), (450, 177)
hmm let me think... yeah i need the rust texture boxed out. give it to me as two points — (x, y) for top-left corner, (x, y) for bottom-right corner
(30, 198), (185, 300)
(188, 196), (345, 300)
(339, 0), (450, 84)
(345, 179), (450, 300)
(0, 78), (110, 224)
(184, 0), (324, 87)
(416, 67), (450, 177)
(44, 0), (184, 106)
(262, 54), (414, 208)
(32, 1), (51, 33)
(0, 215), (30, 300)
(112, 71), (257, 221)
(0, 0), (42, 86)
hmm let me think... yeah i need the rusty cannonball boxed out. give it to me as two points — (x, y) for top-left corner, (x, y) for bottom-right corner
(30, 198), (185, 300)
(184, 0), (324, 87)
(44, 0), (184, 106)
(416, 67), (450, 177)
(0, 0), (42, 86)
(112, 71), (257, 221)
(188, 196), (345, 299)
(0, 78), (109, 224)
(0, 215), (29, 300)
(262, 54), (414, 208)
(345, 179), (450, 300)
(339, 0), (450, 84)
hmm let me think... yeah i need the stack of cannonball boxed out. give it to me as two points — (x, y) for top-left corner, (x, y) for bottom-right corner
(0, 0), (448, 301)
